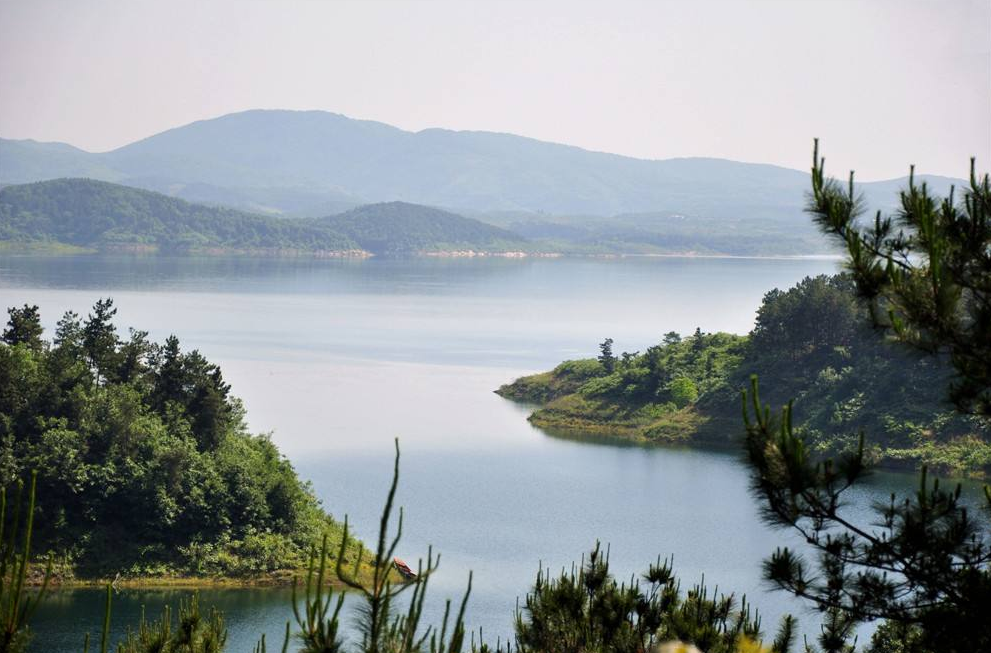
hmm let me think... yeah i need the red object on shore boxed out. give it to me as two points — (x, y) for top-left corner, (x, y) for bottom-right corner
(392, 557), (417, 580)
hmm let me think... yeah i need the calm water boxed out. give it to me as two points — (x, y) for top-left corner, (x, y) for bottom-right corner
(0, 254), (930, 650)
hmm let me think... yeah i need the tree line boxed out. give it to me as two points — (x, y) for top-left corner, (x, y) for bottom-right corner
(0, 299), (361, 579)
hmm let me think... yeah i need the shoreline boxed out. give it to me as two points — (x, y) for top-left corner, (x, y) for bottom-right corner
(0, 245), (842, 261)
(521, 409), (988, 481)
(31, 564), (393, 591)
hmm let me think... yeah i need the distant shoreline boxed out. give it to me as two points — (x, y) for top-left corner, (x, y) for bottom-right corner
(29, 562), (390, 590)
(0, 242), (842, 261)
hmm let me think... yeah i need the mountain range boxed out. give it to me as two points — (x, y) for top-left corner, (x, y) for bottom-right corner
(0, 109), (966, 255)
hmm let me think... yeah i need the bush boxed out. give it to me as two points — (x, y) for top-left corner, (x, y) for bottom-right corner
(667, 377), (699, 408)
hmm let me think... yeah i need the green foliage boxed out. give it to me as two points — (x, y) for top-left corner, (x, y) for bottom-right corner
(499, 329), (747, 443)
(597, 338), (616, 374)
(1, 307), (42, 353)
(750, 276), (860, 363)
(667, 377), (698, 408)
(0, 179), (360, 254)
(317, 202), (528, 255)
(743, 376), (991, 653)
(62, 443), (792, 653)
(0, 299), (359, 579)
(735, 145), (991, 653)
(807, 140), (991, 415)
(499, 273), (988, 474)
(109, 594), (227, 653)
(7, 441), (808, 653)
(0, 181), (541, 257)
(865, 620), (925, 653)
(0, 473), (49, 653)
(495, 360), (604, 404)
(513, 542), (792, 653)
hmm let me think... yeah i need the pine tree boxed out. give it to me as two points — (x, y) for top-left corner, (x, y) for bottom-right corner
(1, 306), (43, 352)
(742, 144), (991, 653)
(82, 298), (120, 384)
(807, 139), (991, 415)
(598, 338), (616, 373)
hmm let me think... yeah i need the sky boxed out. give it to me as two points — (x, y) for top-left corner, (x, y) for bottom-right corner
(0, 0), (988, 180)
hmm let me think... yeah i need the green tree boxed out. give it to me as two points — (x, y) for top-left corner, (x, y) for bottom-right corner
(514, 542), (794, 653)
(691, 327), (706, 356)
(153, 335), (185, 410)
(807, 139), (991, 415)
(0, 300), (358, 580)
(1, 306), (42, 353)
(742, 144), (991, 653)
(111, 594), (227, 653)
(598, 338), (616, 373)
(82, 298), (120, 384)
(750, 276), (859, 363)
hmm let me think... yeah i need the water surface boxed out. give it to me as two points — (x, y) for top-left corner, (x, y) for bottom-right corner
(0, 255), (932, 650)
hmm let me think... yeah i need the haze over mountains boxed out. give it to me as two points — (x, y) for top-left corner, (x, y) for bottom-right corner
(0, 109), (965, 256)
(0, 179), (529, 256)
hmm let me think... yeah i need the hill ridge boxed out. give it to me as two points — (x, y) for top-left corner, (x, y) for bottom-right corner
(0, 110), (965, 221)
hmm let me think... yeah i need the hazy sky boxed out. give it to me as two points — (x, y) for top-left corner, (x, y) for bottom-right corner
(1, 0), (988, 179)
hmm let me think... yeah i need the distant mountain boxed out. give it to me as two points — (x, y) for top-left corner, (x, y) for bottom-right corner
(0, 139), (123, 185)
(0, 178), (361, 254)
(0, 110), (964, 230)
(316, 201), (529, 254)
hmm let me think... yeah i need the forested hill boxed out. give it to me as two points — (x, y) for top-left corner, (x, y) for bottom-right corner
(497, 275), (991, 477)
(0, 178), (363, 254)
(0, 300), (371, 580)
(0, 179), (539, 256)
(317, 201), (530, 254)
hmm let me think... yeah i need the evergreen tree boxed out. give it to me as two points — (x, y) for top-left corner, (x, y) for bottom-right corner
(691, 328), (705, 355)
(82, 298), (120, 383)
(743, 145), (991, 653)
(807, 139), (991, 415)
(598, 338), (616, 373)
(514, 542), (793, 653)
(1, 306), (42, 352)
(53, 311), (83, 354)
(117, 328), (151, 384)
(154, 335), (185, 410)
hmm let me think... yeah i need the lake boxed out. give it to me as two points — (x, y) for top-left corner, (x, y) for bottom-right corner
(0, 254), (925, 651)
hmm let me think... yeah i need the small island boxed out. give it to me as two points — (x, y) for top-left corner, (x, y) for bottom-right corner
(497, 275), (991, 478)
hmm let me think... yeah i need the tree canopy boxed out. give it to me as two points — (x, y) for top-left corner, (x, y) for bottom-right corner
(0, 179), (360, 254)
(0, 300), (360, 578)
(499, 273), (988, 475)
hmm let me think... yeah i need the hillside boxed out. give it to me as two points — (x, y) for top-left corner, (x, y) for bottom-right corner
(317, 201), (531, 254)
(497, 275), (991, 477)
(0, 178), (362, 254)
(0, 300), (374, 581)
(0, 111), (964, 240)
